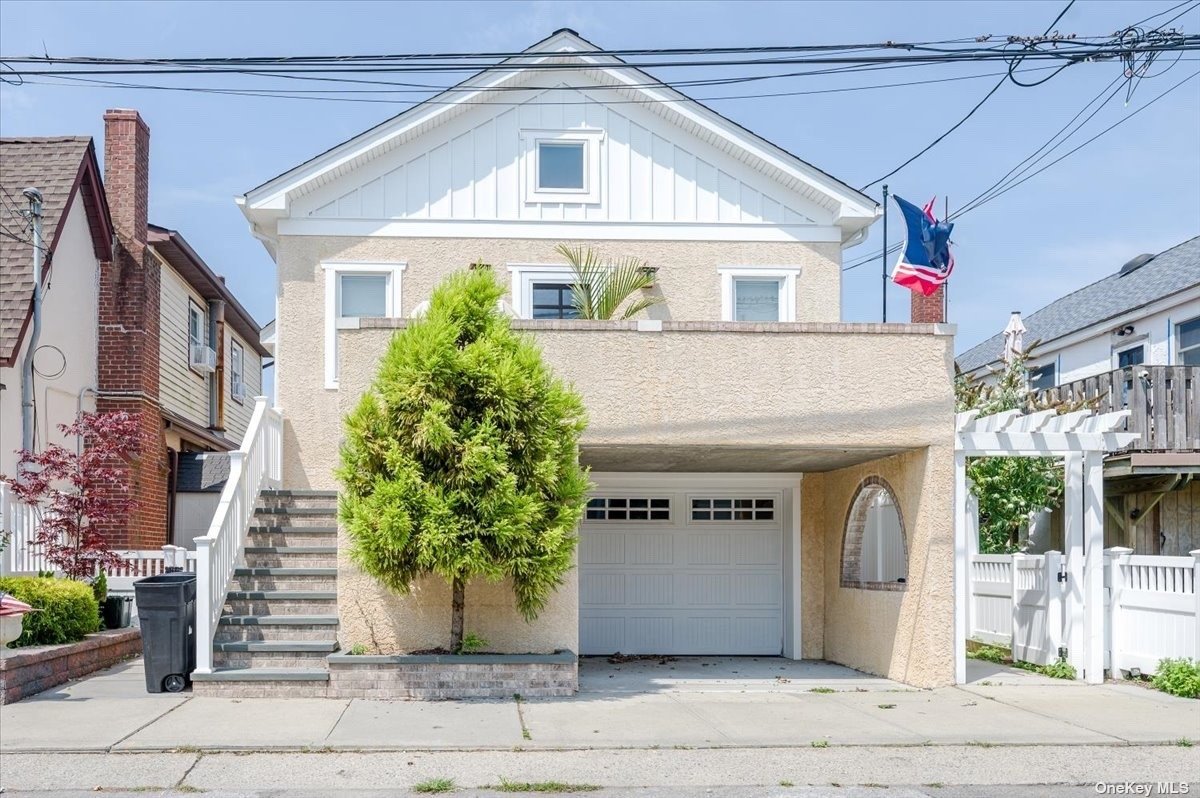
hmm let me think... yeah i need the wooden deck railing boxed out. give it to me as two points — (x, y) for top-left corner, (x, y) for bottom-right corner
(1038, 366), (1200, 451)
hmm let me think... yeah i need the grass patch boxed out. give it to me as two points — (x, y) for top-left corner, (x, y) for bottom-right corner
(967, 641), (1076, 680)
(413, 778), (456, 794)
(492, 779), (600, 793)
(1177, 738), (1194, 747)
(1152, 658), (1200, 699)
(811, 740), (829, 748)
(877, 703), (896, 709)
(808, 687), (835, 694)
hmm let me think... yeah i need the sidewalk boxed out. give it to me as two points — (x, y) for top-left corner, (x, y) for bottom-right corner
(1, 658), (1196, 793)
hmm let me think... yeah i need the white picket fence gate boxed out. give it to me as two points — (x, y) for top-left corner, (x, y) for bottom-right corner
(969, 548), (1200, 675)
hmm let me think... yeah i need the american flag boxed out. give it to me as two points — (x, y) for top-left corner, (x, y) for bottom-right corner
(891, 195), (954, 297)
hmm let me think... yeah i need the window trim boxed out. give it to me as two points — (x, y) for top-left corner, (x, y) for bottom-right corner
(840, 476), (908, 591)
(229, 338), (245, 405)
(187, 299), (207, 375)
(507, 263), (576, 319)
(1115, 343), (1145, 369)
(1176, 315), (1200, 365)
(1028, 361), (1057, 391)
(718, 266), (801, 322)
(522, 128), (604, 205)
(322, 261), (406, 390)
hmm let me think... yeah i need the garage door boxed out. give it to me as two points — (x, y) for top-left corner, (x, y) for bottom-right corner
(579, 490), (784, 656)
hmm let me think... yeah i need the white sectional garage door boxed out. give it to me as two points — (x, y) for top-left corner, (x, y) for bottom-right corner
(579, 489), (784, 656)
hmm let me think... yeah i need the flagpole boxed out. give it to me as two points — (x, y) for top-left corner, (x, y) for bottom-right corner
(944, 195), (950, 322)
(881, 183), (888, 323)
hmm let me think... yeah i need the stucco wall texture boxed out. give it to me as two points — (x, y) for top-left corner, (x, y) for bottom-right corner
(803, 446), (956, 687)
(275, 234), (956, 679)
(274, 235), (841, 489)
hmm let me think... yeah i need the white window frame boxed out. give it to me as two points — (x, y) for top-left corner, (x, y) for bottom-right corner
(506, 263), (576, 319)
(1177, 315), (1200, 365)
(322, 261), (406, 390)
(522, 128), (604, 205)
(229, 339), (245, 404)
(718, 266), (801, 323)
(187, 299), (207, 375)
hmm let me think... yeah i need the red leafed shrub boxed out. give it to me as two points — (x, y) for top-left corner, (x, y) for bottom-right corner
(4, 412), (139, 579)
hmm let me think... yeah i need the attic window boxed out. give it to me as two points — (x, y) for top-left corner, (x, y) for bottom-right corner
(523, 129), (603, 205)
(538, 142), (585, 190)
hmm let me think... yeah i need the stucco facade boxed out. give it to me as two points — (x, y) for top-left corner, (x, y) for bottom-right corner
(316, 312), (956, 685)
(275, 234), (844, 489)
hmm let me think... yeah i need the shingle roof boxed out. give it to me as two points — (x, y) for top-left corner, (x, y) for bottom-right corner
(957, 236), (1200, 373)
(0, 137), (94, 364)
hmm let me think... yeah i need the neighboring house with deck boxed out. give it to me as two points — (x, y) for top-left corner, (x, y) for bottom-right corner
(0, 110), (268, 570)
(958, 236), (1200, 555)
(216, 29), (958, 695)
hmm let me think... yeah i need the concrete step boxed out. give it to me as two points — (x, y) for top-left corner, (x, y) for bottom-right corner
(243, 546), (338, 569)
(251, 509), (338, 528)
(191, 667), (330, 697)
(215, 615), (339, 643)
(247, 526), (337, 547)
(224, 590), (337, 616)
(213, 648), (333, 669)
(193, 667), (330, 682)
(232, 568), (336, 592)
(214, 640), (338, 653)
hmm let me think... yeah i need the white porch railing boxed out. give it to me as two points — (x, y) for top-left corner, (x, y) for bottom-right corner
(193, 396), (282, 674)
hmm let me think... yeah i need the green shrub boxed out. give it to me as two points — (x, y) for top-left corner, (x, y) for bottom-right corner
(1152, 658), (1200, 699)
(0, 576), (100, 647)
(1038, 659), (1077, 680)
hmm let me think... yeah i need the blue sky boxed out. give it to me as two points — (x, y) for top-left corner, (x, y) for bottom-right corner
(1, 0), (1197, 355)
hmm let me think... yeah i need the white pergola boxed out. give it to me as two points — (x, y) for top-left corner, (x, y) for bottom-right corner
(954, 408), (1140, 684)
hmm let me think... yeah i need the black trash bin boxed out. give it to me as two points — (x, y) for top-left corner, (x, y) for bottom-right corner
(133, 572), (196, 693)
(103, 595), (133, 629)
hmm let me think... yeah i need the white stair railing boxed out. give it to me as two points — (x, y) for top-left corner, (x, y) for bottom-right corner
(193, 396), (282, 674)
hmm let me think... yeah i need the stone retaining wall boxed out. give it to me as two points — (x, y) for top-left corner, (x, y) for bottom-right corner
(0, 629), (142, 704)
(327, 651), (577, 699)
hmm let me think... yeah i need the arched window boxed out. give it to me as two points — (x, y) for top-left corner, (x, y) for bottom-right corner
(841, 477), (907, 590)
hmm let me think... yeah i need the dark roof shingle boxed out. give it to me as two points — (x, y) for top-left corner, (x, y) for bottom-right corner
(957, 236), (1200, 373)
(0, 137), (94, 364)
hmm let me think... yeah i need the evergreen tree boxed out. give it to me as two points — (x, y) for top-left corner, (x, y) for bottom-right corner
(336, 268), (589, 651)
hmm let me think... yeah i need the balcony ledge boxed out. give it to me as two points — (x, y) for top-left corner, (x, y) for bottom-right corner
(355, 317), (957, 336)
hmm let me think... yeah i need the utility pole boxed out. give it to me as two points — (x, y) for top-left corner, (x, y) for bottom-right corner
(881, 184), (889, 322)
(20, 187), (44, 459)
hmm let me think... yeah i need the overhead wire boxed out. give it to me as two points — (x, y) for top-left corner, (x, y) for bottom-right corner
(859, 0), (1081, 190)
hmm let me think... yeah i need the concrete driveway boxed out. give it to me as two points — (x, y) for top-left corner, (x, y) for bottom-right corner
(1, 655), (1196, 753)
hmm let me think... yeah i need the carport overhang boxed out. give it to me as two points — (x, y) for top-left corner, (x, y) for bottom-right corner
(581, 444), (914, 473)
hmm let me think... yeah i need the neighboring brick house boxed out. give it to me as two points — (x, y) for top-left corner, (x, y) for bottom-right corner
(0, 110), (268, 558)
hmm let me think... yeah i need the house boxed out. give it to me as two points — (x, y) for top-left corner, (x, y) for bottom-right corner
(231, 30), (957, 693)
(0, 137), (112, 481)
(0, 110), (268, 559)
(957, 236), (1200, 555)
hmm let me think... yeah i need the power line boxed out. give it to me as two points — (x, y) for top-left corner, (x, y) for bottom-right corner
(859, 0), (1081, 190)
(15, 62), (1099, 108)
(843, 68), (1198, 272)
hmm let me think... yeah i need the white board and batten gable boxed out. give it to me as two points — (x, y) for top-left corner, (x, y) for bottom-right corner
(240, 30), (878, 250)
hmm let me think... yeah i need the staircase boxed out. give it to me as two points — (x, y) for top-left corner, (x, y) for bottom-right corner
(191, 489), (339, 697)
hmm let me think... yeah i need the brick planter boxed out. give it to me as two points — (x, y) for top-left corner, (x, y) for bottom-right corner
(327, 650), (577, 699)
(0, 629), (142, 704)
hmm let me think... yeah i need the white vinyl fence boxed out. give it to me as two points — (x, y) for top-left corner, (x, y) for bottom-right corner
(1, 481), (195, 587)
(969, 548), (1200, 676)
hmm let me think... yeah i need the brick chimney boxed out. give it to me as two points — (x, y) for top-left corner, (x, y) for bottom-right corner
(98, 109), (168, 549)
(911, 285), (946, 324)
